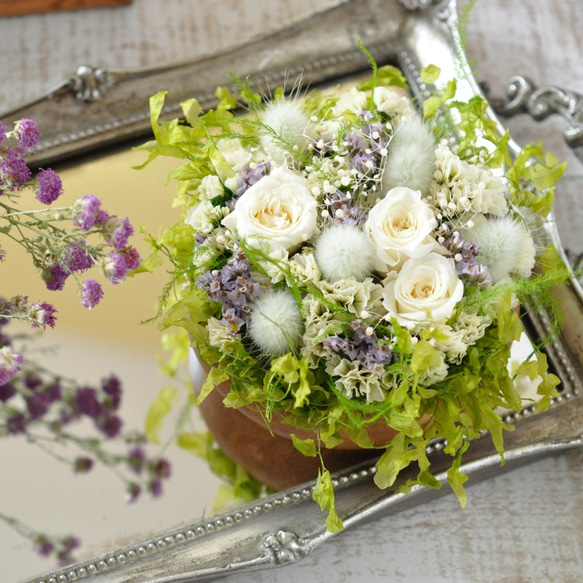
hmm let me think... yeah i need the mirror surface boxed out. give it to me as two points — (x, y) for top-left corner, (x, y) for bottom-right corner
(1, 1), (583, 582)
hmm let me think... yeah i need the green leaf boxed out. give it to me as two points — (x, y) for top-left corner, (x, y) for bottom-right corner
(421, 64), (441, 84)
(145, 386), (180, 443)
(374, 433), (417, 489)
(410, 340), (443, 375)
(290, 434), (318, 457)
(423, 79), (457, 119)
(496, 293), (522, 344)
(177, 431), (213, 457)
(313, 468), (344, 533)
(196, 367), (229, 405)
(180, 98), (203, 126)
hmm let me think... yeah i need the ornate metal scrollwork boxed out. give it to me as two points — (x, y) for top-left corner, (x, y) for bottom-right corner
(492, 75), (583, 156)
(68, 65), (110, 102)
(263, 530), (312, 565)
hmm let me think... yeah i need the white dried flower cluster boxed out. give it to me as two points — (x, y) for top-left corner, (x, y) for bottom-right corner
(429, 140), (508, 217)
(433, 312), (493, 363)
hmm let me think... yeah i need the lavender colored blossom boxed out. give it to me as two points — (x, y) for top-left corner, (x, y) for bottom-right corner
(442, 231), (492, 285)
(323, 190), (364, 225)
(126, 482), (142, 504)
(23, 370), (42, 390)
(7, 412), (26, 434)
(75, 387), (103, 418)
(14, 119), (41, 149)
(150, 457), (171, 479)
(0, 121), (5, 144)
(128, 447), (146, 474)
(43, 264), (69, 291)
(0, 346), (25, 385)
(72, 194), (108, 231)
(103, 216), (134, 249)
(80, 279), (104, 308)
(63, 243), (94, 272)
(118, 246), (141, 271)
(235, 161), (272, 197)
(0, 147), (32, 191)
(45, 380), (62, 403)
(97, 413), (122, 438)
(100, 251), (129, 284)
(197, 249), (261, 334)
(26, 392), (51, 420)
(101, 374), (122, 410)
(35, 168), (63, 204)
(28, 301), (57, 329)
(148, 479), (163, 497)
(322, 319), (394, 375)
(0, 382), (16, 402)
(73, 457), (94, 473)
(195, 233), (207, 245)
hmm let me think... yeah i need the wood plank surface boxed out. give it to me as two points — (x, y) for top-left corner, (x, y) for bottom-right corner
(0, 0), (132, 17)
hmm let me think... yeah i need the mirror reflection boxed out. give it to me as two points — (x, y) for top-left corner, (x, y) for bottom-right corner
(1, 147), (224, 582)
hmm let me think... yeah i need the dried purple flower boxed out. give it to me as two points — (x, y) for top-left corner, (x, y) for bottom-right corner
(103, 216), (134, 249)
(7, 412), (27, 434)
(72, 194), (108, 231)
(97, 413), (122, 438)
(126, 482), (142, 504)
(0, 345), (25, 385)
(80, 279), (103, 309)
(101, 374), (122, 410)
(43, 264), (70, 291)
(73, 457), (94, 473)
(14, 119), (41, 149)
(28, 301), (57, 329)
(35, 168), (63, 204)
(322, 319), (394, 374)
(197, 249), (261, 334)
(0, 147), (31, 191)
(128, 447), (146, 474)
(63, 243), (94, 273)
(26, 392), (51, 420)
(75, 387), (103, 419)
(442, 231), (492, 285)
(235, 161), (271, 197)
(0, 382), (16, 402)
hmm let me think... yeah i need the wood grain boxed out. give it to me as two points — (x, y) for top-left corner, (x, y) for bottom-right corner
(0, 0), (132, 17)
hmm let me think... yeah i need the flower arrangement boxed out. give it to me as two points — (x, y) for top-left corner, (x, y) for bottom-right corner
(139, 55), (569, 530)
(0, 119), (170, 563)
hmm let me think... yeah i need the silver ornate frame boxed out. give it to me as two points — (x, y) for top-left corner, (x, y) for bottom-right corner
(12, 0), (583, 581)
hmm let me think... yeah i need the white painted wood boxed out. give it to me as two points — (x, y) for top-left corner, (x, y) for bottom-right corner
(0, 1), (582, 581)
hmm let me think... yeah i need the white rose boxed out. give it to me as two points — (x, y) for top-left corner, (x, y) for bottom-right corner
(221, 165), (318, 252)
(364, 186), (438, 272)
(382, 253), (464, 327)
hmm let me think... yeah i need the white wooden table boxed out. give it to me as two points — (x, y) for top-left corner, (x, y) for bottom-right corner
(1, 1), (582, 581)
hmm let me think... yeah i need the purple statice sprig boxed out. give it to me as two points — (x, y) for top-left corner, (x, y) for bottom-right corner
(442, 230), (492, 285)
(197, 248), (261, 334)
(1, 123), (141, 313)
(0, 511), (81, 566)
(322, 189), (365, 226)
(322, 319), (394, 374)
(0, 322), (172, 561)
